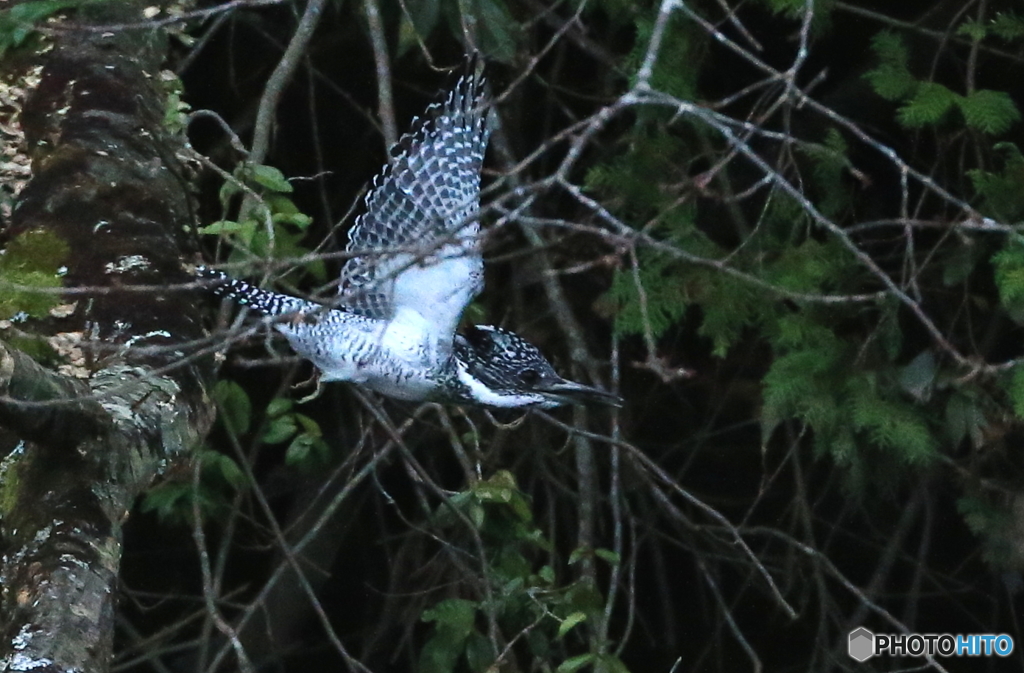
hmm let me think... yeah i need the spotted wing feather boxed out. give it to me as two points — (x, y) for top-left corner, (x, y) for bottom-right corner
(340, 69), (491, 347)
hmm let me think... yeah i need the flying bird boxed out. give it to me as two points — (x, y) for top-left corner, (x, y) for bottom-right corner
(199, 67), (621, 409)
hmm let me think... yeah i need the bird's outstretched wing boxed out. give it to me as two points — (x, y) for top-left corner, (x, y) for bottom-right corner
(339, 67), (491, 349)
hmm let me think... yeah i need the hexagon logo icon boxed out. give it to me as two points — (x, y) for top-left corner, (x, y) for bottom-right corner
(848, 627), (875, 662)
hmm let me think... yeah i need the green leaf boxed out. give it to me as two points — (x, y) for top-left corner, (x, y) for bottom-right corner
(956, 496), (1015, 567)
(897, 82), (959, 128)
(764, 238), (852, 294)
(294, 413), (322, 437)
(567, 580), (604, 612)
(594, 548), (621, 565)
(266, 193), (300, 215)
(473, 470), (520, 505)
(596, 654), (632, 673)
(213, 380), (251, 435)
(9, 0), (82, 24)
(267, 194), (313, 229)
(285, 436), (310, 466)
(625, 12), (699, 99)
(272, 211), (313, 229)
(463, 630), (495, 673)
(798, 129), (853, 218)
(958, 495), (1008, 532)
(968, 144), (1024, 220)
(0, 0), (82, 55)
(958, 89), (1021, 134)
(495, 548), (531, 582)
(161, 72), (190, 132)
(141, 479), (231, 525)
(418, 633), (463, 673)
(473, 0), (517, 64)
(606, 254), (690, 339)
(203, 451), (246, 489)
(487, 469), (517, 490)
(430, 491), (472, 527)
(1006, 365), (1024, 420)
(992, 12), (1024, 41)
(219, 179), (242, 206)
(897, 350), (936, 402)
(398, 0), (440, 56)
(140, 482), (192, 521)
(219, 457), (246, 489)
(501, 576), (524, 596)
(285, 434), (328, 468)
(568, 547), (589, 566)
(311, 436), (330, 461)
(242, 219), (314, 262)
(956, 19), (987, 41)
(262, 416), (298, 445)
(198, 220), (248, 235)
(557, 611), (588, 639)
(945, 392), (987, 449)
(847, 375), (936, 463)
(266, 397), (293, 417)
(474, 483), (512, 503)
(468, 502), (485, 529)
(992, 236), (1024, 322)
(248, 164), (293, 193)
(556, 653), (596, 673)
(422, 599), (477, 638)
(507, 491), (534, 523)
(863, 31), (916, 101)
(762, 323), (846, 428)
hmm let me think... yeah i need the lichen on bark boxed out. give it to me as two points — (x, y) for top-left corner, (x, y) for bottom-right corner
(0, 2), (214, 670)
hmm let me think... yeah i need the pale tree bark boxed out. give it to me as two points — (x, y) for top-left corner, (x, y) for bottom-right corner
(0, 2), (212, 671)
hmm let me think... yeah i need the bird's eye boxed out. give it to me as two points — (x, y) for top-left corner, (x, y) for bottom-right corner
(519, 368), (541, 386)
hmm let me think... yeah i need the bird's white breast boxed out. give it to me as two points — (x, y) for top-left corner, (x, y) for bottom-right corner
(278, 313), (447, 401)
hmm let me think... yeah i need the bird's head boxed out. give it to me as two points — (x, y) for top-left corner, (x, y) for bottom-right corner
(453, 325), (623, 409)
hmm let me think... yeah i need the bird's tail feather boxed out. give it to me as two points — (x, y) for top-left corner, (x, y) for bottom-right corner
(195, 266), (313, 317)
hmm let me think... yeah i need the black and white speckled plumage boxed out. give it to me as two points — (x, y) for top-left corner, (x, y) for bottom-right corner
(451, 326), (622, 408)
(197, 266), (450, 401)
(338, 68), (490, 354)
(198, 66), (621, 409)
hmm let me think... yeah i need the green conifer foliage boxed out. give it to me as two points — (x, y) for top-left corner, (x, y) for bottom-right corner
(589, 5), (1024, 496)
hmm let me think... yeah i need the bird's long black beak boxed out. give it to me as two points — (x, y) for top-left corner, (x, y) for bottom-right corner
(536, 379), (624, 408)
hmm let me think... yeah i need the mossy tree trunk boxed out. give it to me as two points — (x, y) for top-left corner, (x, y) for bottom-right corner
(0, 3), (212, 670)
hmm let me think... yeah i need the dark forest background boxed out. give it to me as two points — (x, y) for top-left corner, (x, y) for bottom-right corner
(2, 0), (1024, 671)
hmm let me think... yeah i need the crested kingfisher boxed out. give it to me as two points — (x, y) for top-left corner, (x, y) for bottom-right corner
(198, 67), (621, 409)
